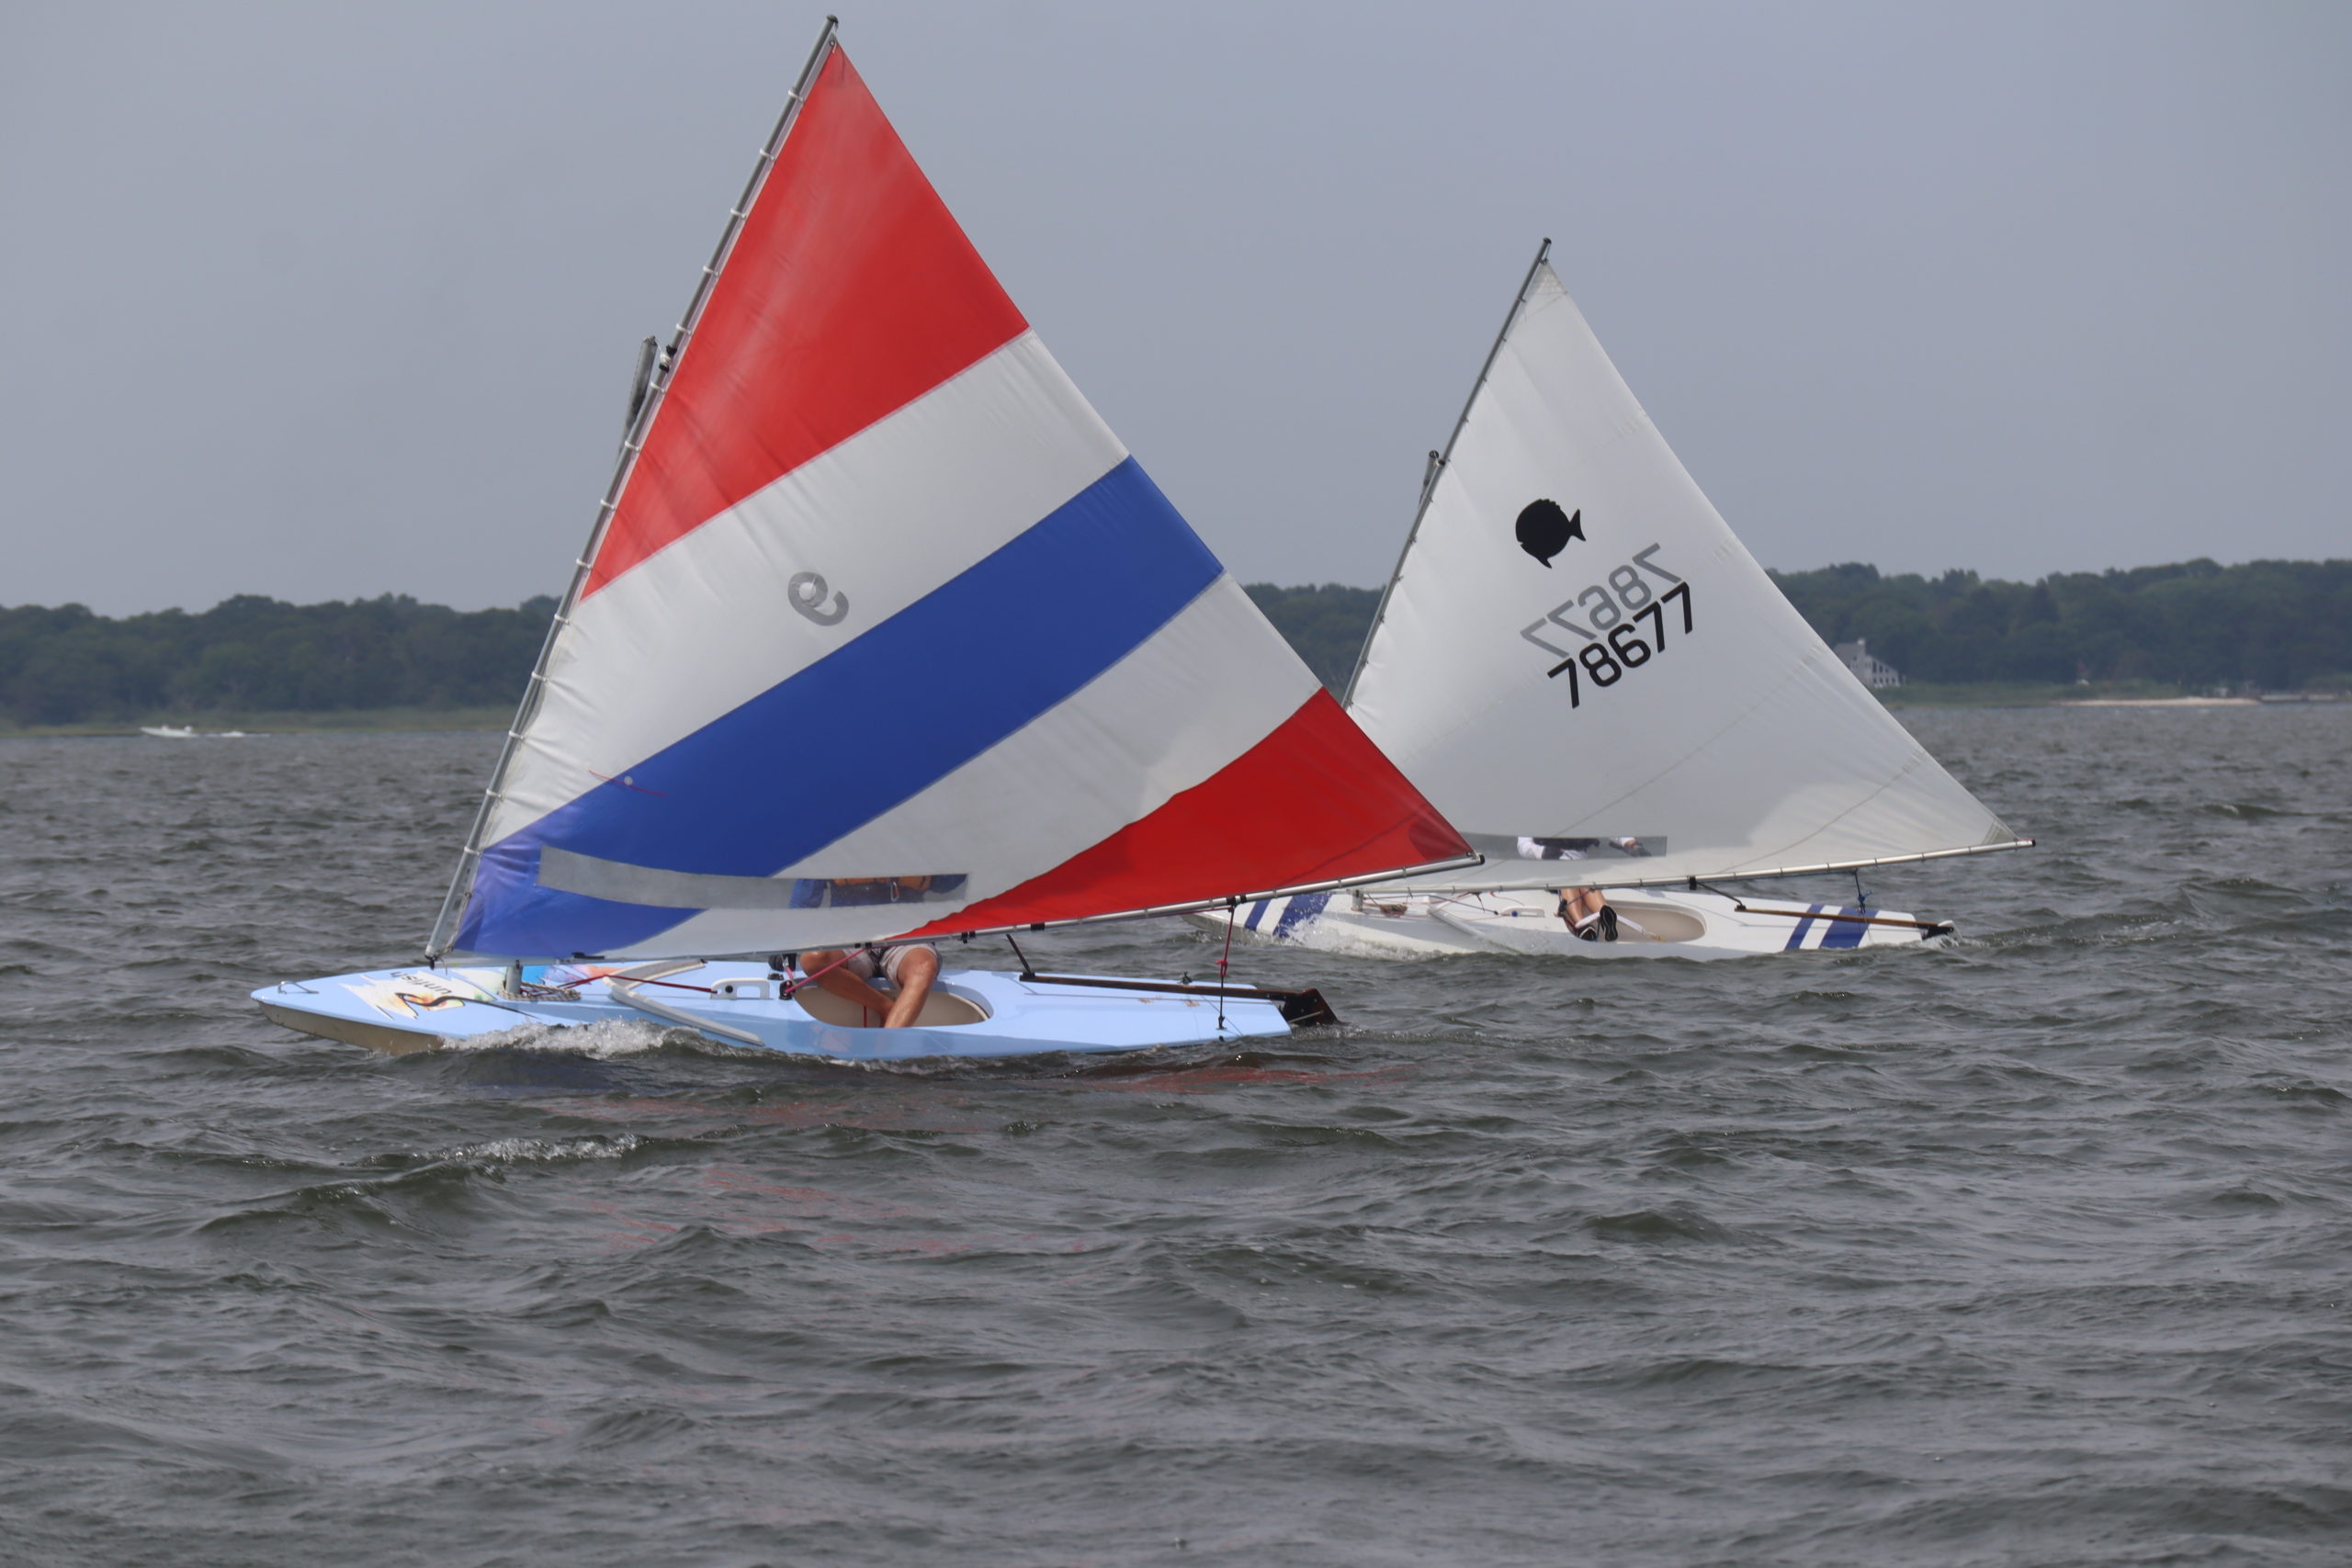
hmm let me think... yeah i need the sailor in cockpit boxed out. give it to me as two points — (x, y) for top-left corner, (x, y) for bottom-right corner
(797, 939), (942, 1027)
(1556, 886), (1619, 942)
(788, 875), (945, 1026)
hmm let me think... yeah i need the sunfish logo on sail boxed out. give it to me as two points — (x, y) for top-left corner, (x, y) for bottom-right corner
(1514, 500), (1584, 567)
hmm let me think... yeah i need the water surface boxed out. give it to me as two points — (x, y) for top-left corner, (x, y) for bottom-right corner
(2, 706), (2347, 1565)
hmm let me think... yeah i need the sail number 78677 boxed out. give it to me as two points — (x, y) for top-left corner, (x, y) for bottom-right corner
(1518, 544), (1694, 708)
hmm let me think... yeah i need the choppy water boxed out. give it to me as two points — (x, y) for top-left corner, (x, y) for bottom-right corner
(2, 706), (2347, 1566)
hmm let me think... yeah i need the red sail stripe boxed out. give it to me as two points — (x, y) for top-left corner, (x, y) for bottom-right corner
(904, 690), (1472, 937)
(584, 46), (1029, 597)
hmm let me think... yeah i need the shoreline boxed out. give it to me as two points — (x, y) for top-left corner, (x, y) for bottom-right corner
(0, 705), (512, 739)
(2054, 695), (2259, 708)
(1881, 686), (2344, 710)
(5, 692), (2341, 738)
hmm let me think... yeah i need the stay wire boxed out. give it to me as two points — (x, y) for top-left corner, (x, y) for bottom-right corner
(1216, 898), (1237, 1032)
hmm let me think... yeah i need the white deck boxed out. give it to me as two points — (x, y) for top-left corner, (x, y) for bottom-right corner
(1187, 887), (1947, 962)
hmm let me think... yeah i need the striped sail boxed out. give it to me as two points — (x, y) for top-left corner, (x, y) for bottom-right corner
(431, 38), (1467, 963)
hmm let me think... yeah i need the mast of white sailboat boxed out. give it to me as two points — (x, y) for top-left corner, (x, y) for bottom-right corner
(1341, 238), (1552, 708)
(426, 16), (842, 961)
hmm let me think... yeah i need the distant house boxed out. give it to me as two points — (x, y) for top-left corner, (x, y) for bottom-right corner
(1834, 638), (1904, 688)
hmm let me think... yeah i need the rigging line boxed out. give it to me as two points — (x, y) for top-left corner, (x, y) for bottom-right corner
(775, 947), (864, 1000)
(604, 976), (766, 1049)
(1690, 878), (1950, 934)
(1432, 840), (2035, 898)
(392, 992), (548, 1021)
(1690, 878), (1750, 910)
(622, 974), (718, 995)
(1003, 932), (1036, 980)
(1215, 897), (1237, 1032)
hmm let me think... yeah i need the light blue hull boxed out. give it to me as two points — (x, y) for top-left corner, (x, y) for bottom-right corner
(253, 960), (1299, 1062)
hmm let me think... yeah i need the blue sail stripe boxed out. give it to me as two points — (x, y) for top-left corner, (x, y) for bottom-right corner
(458, 457), (1220, 957)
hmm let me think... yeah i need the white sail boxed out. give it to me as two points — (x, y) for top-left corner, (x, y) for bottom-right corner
(1345, 250), (2024, 894)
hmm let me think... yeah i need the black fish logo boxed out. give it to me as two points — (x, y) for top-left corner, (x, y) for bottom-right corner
(1515, 499), (1584, 567)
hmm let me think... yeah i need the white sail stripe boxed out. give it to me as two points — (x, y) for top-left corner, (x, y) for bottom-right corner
(613, 576), (1318, 958)
(485, 331), (1125, 846)
(1349, 264), (2012, 887)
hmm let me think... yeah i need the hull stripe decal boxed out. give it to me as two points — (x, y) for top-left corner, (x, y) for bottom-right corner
(1272, 892), (1330, 939)
(1784, 904), (1823, 951)
(1821, 907), (1869, 950)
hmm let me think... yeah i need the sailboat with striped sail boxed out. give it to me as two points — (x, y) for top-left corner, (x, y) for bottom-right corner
(253, 19), (1471, 1059)
(1193, 242), (2030, 960)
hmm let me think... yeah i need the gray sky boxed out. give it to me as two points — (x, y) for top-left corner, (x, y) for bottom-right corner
(4, 1), (2346, 615)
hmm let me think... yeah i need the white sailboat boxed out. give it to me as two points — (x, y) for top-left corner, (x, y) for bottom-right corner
(254, 20), (1473, 1060)
(1193, 243), (2029, 961)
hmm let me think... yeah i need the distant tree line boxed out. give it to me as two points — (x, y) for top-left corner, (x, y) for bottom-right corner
(5, 558), (2344, 726)
(1250, 562), (2352, 694)
(1766, 558), (2351, 688)
(1243, 583), (1384, 691)
(0, 594), (555, 725)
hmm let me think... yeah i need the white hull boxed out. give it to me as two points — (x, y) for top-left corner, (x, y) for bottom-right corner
(1185, 886), (1947, 962)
